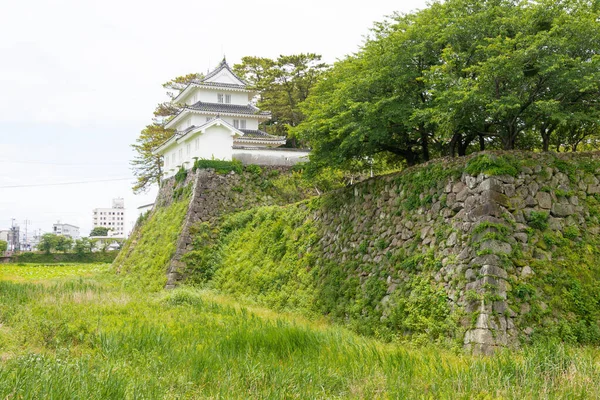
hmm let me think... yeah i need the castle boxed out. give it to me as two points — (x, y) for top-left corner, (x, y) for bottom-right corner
(155, 58), (309, 178)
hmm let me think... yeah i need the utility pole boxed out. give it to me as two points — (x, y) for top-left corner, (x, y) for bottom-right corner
(23, 219), (31, 250)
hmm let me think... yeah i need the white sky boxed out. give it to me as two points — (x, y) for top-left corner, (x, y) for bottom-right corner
(0, 0), (427, 240)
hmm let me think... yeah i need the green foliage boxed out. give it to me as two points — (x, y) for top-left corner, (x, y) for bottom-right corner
(233, 54), (329, 142)
(472, 222), (510, 237)
(0, 240), (7, 252)
(563, 225), (580, 241)
(37, 233), (59, 254)
(5, 265), (600, 398)
(465, 154), (520, 177)
(181, 222), (221, 284)
(11, 252), (117, 264)
(114, 197), (190, 291)
(389, 276), (455, 342)
(211, 204), (319, 313)
(131, 123), (175, 194)
(90, 226), (109, 236)
(174, 166), (187, 184)
(244, 164), (262, 175)
(295, 0), (600, 173)
(528, 211), (550, 231)
(54, 236), (73, 254)
(396, 159), (462, 211)
(192, 159), (243, 174)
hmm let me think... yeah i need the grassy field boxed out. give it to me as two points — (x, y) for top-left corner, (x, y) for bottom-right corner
(0, 264), (599, 399)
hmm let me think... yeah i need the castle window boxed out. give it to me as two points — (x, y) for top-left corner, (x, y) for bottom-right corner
(225, 94), (231, 104)
(186, 143), (191, 155)
(240, 120), (246, 129)
(217, 93), (224, 103)
(233, 119), (239, 128)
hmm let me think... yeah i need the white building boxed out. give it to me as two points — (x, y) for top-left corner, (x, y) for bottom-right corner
(154, 58), (308, 178)
(52, 222), (80, 240)
(92, 198), (126, 238)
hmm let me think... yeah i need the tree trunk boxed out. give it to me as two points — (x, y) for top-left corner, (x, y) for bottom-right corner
(479, 134), (485, 151)
(449, 133), (460, 157)
(542, 132), (550, 152)
(421, 130), (430, 162)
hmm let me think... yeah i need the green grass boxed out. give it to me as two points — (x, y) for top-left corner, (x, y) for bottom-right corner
(113, 197), (190, 291)
(1, 264), (600, 399)
(0, 263), (107, 282)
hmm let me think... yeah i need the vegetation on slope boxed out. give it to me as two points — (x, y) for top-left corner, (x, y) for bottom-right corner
(1, 264), (600, 398)
(181, 152), (600, 346)
(113, 197), (190, 291)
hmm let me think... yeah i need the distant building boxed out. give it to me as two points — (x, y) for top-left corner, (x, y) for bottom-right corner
(0, 230), (9, 243)
(53, 222), (80, 240)
(93, 198), (126, 237)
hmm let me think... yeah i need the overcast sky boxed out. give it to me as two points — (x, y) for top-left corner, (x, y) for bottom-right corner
(0, 0), (427, 241)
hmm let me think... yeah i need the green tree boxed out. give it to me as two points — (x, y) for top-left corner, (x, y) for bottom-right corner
(295, 0), (600, 172)
(38, 233), (58, 254)
(90, 226), (110, 236)
(130, 73), (201, 193)
(234, 54), (328, 144)
(0, 240), (7, 252)
(55, 236), (73, 253)
(73, 238), (91, 256)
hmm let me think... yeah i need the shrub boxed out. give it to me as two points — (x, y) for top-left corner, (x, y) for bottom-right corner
(465, 154), (519, 177)
(528, 211), (549, 231)
(193, 159), (243, 174)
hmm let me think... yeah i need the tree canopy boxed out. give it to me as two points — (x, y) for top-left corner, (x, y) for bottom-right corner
(130, 74), (200, 193)
(233, 54), (328, 145)
(294, 0), (600, 172)
(90, 226), (110, 237)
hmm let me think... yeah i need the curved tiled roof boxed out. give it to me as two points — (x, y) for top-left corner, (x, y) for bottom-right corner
(187, 101), (270, 116)
(202, 57), (248, 85)
(239, 129), (285, 140)
(191, 80), (248, 90)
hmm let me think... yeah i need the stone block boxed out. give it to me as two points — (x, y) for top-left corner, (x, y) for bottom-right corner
(477, 178), (502, 193)
(479, 240), (512, 255)
(480, 265), (508, 280)
(464, 328), (494, 345)
(514, 233), (528, 243)
(469, 202), (503, 220)
(453, 182), (466, 193)
(521, 265), (534, 278)
(588, 184), (600, 194)
(482, 190), (510, 208)
(456, 187), (470, 202)
(551, 203), (574, 217)
(465, 268), (476, 281)
(536, 192), (552, 209)
(548, 217), (563, 231)
(470, 254), (501, 267)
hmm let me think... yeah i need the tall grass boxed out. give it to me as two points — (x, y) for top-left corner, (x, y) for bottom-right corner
(1, 264), (599, 399)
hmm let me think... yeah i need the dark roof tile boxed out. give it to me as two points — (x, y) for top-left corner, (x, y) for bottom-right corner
(187, 101), (270, 116)
(240, 129), (285, 140)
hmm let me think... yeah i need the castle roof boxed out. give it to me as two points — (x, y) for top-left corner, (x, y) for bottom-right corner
(202, 57), (248, 86)
(172, 58), (251, 104)
(188, 101), (270, 116)
(154, 117), (285, 154)
(164, 100), (270, 129)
